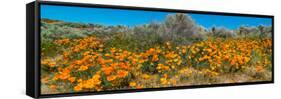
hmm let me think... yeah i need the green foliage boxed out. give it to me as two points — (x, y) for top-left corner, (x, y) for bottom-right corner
(41, 14), (272, 52)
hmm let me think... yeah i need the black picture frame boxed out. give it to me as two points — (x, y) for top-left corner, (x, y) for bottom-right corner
(26, 0), (274, 98)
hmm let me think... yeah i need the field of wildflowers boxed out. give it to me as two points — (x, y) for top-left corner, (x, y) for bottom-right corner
(40, 14), (272, 94)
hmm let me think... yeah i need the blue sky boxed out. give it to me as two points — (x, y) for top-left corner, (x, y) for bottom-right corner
(41, 5), (272, 30)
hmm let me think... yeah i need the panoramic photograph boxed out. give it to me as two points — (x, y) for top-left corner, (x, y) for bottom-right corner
(40, 5), (273, 94)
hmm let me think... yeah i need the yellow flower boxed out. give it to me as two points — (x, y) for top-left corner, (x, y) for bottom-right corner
(48, 61), (56, 67)
(110, 47), (116, 53)
(78, 65), (88, 71)
(107, 75), (117, 81)
(129, 82), (137, 87)
(77, 79), (83, 83)
(104, 53), (110, 57)
(142, 74), (150, 80)
(160, 78), (168, 85)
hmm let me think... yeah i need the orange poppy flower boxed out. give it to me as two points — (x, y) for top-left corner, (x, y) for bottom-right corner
(117, 70), (128, 78)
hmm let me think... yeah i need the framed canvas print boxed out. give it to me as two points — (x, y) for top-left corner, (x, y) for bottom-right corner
(26, 0), (274, 98)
